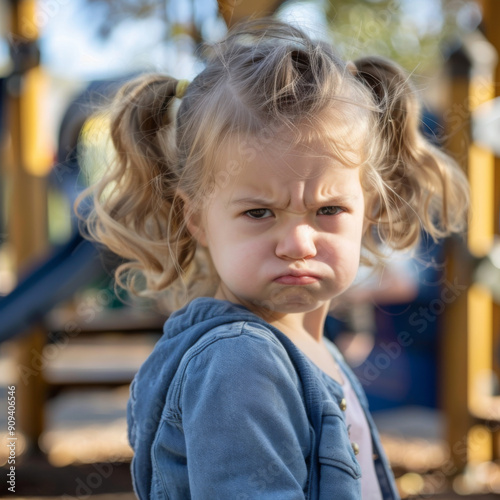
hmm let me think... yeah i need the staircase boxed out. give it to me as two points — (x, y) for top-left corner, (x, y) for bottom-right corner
(0, 302), (165, 497)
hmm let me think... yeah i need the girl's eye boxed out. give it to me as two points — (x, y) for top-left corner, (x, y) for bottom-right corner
(245, 209), (273, 219)
(317, 206), (343, 216)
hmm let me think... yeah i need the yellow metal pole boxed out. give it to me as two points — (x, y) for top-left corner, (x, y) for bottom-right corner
(465, 35), (496, 460)
(442, 47), (473, 471)
(442, 22), (498, 468)
(477, 0), (500, 459)
(217, 0), (288, 27)
(6, 0), (51, 454)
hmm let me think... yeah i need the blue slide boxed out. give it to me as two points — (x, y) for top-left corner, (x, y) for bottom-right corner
(0, 77), (134, 343)
(0, 233), (104, 342)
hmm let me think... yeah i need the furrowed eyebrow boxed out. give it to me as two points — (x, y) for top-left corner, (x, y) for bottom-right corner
(316, 195), (359, 206)
(230, 197), (280, 207)
(229, 194), (359, 209)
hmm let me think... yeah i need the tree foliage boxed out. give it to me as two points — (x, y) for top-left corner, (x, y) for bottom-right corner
(85, 0), (168, 38)
(323, 0), (481, 73)
(83, 0), (481, 73)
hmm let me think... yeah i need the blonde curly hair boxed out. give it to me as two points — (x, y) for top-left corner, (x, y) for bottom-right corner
(77, 18), (469, 310)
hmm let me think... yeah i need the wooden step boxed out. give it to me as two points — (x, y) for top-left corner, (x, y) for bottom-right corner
(42, 333), (160, 387)
(45, 305), (166, 333)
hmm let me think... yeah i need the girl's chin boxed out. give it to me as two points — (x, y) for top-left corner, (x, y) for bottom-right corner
(215, 284), (339, 316)
(247, 290), (330, 315)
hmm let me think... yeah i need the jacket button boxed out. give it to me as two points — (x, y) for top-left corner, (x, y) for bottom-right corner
(351, 442), (360, 455)
(339, 398), (347, 411)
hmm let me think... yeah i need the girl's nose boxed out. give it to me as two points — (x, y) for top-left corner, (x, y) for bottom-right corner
(275, 223), (317, 260)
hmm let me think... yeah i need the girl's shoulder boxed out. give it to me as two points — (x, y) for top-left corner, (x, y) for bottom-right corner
(164, 318), (305, 413)
(163, 321), (307, 427)
(188, 317), (282, 349)
(178, 318), (298, 380)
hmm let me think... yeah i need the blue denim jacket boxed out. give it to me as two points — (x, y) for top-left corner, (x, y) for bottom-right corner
(127, 298), (400, 499)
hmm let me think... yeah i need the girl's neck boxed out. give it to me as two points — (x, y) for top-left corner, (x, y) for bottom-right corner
(268, 305), (329, 343)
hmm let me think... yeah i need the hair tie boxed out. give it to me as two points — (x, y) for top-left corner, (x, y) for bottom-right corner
(175, 79), (190, 99)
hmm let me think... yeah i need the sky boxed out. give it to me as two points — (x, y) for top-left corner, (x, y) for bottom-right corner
(0, 0), (459, 82)
(38, 0), (221, 80)
(34, 0), (328, 80)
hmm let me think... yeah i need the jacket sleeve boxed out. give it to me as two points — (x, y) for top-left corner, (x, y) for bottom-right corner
(180, 325), (311, 499)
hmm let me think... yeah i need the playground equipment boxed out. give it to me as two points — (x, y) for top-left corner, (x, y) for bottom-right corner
(1, 0), (500, 496)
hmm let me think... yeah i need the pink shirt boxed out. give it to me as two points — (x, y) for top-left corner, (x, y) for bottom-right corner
(324, 339), (383, 499)
(341, 370), (383, 499)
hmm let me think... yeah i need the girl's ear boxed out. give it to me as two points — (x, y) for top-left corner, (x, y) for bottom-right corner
(177, 191), (208, 247)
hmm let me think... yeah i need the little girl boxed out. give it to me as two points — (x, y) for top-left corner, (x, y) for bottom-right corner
(79, 18), (468, 499)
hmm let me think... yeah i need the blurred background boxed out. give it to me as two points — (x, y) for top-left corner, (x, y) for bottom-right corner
(0, 0), (499, 498)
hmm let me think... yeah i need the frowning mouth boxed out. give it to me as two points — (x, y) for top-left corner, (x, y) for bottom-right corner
(274, 271), (320, 285)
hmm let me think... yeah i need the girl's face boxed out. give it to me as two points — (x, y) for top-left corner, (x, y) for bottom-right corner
(188, 135), (365, 316)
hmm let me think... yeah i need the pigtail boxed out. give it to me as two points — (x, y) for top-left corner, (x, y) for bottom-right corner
(76, 20), (471, 304)
(352, 56), (469, 253)
(77, 74), (196, 297)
